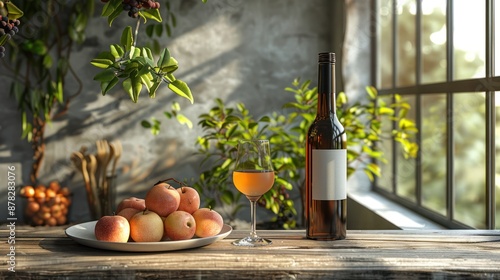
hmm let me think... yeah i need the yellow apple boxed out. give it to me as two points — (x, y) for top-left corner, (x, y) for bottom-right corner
(129, 210), (164, 242)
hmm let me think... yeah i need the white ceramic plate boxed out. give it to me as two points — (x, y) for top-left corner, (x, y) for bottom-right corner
(65, 221), (232, 252)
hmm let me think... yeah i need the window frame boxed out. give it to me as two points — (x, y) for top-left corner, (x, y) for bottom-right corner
(370, 0), (497, 229)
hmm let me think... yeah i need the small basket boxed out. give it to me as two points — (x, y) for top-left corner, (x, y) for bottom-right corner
(21, 181), (72, 226)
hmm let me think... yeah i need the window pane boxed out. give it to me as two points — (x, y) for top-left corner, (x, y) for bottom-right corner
(396, 95), (416, 202)
(453, 92), (486, 228)
(453, 1), (485, 80)
(379, 0), (393, 89)
(378, 95), (395, 192)
(421, 0), (446, 84)
(421, 94), (447, 215)
(397, 0), (416, 86)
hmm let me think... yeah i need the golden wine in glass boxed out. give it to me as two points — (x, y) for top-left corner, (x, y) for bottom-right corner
(232, 139), (274, 246)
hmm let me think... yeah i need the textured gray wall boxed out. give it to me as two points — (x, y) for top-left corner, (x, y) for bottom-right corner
(1, 0), (342, 224)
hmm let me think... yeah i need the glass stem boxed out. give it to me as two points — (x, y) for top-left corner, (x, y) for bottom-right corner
(249, 199), (258, 238)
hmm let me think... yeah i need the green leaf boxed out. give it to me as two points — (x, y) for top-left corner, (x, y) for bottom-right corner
(141, 120), (152, 128)
(55, 79), (64, 103)
(172, 102), (181, 111)
(21, 112), (32, 141)
(101, 0), (122, 17)
(6, 2), (24, 19)
(90, 58), (114, 68)
(123, 78), (136, 102)
(176, 114), (193, 129)
(378, 107), (394, 115)
(74, 13), (88, 32)
(94, 68), (116, 82)
(110, 44), (124, 59)
(107, 3), (123, 26)
(157, 48), (171, 69)
(221, 158), (232, 169)
(364, 169), (374, 182)
(149, 78), (162, 98)
(142, 47), (154, 61)
(140, 73), (154, 89)
(366, 163), (381, 177)
(140, 8), (163, 22)
(133, 46), (142, 58)
(101, 77), (119, 96)
(168, 79), (194, 104)
(43, 54), (53, 69)
(121, 26), (134, 51)
(366, 86), (377, 99)
(28, 40), (47, 55)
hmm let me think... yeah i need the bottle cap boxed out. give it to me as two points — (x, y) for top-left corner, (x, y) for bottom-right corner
(318, 52), (335, 63)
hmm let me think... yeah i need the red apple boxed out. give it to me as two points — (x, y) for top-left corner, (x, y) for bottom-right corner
(117, 207), (142, 221)
(129, 210), (164, 242)
(94, 215), (130, 242)
(116, 197), (146, 213)
(163, 210), (196, 241)
(192, 208), (224, 238)
(177, 186), (201, 214)
(145, 183), (180, 217)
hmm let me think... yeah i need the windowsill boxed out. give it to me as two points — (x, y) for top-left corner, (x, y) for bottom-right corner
(347, 173), (446, 230)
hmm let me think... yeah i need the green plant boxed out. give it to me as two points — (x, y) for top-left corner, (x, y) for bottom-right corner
(1, 0), (204, 183)
(193, 78), (418, 229)
(1, 0), (94, 183)
(91, 0), (193, 105)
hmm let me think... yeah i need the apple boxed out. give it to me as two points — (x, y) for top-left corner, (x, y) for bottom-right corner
(129, 210), (164, 242)
(177, 186), (201, 214)
(117, 207), (142, 221)
(163, 210), (196, 241)
(116, 197), (146, 213)
(94, 215), (130, 243)
(192, 208), (224, 238)
(145, 183), (180, 217)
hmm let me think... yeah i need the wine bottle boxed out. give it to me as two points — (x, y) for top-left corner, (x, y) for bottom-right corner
(305, 52), (347, 240)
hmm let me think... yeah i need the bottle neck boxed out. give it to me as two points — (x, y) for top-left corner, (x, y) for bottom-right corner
(317, 62), (336, 116)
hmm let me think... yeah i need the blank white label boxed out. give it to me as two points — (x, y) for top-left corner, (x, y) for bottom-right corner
(312, 149), (347, 200)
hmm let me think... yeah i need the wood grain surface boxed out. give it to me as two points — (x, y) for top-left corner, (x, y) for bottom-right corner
(2, 226), (500, 279)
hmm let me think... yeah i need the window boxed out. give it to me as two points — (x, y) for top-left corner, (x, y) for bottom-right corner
(372, 0), (499, 229)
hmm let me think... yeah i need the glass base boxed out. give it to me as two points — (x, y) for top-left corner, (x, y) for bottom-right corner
(232, 235), (272, 247)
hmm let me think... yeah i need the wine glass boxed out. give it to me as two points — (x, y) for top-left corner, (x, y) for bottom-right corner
(232, 139), (275, 246)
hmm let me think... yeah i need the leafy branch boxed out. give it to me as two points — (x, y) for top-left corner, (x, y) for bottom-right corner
(91, 0), (193, 104)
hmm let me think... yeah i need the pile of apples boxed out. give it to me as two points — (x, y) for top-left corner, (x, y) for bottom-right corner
(94, 178), (224, 242)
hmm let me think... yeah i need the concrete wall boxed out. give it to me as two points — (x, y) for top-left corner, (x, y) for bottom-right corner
(0, 0), (342, 224)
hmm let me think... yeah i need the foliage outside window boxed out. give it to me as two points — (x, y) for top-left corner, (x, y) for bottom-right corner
(374, 0), (499, 229)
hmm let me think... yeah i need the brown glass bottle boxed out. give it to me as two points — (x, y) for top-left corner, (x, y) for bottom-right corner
(305, 52), (347, 240)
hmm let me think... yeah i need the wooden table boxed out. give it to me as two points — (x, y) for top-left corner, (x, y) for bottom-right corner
(3, 225), (500, 279)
